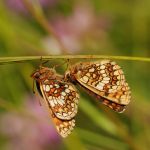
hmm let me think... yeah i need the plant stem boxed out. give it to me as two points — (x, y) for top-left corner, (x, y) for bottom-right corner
(0, 55), (149, 64)
(22, 0), (68, 53)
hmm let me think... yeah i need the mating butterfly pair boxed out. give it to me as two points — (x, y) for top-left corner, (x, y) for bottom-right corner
(31, 60), (131, 137)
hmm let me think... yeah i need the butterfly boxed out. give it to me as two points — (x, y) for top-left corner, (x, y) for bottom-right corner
(31, 66), (79, 137)
(65, 60), (131, 113)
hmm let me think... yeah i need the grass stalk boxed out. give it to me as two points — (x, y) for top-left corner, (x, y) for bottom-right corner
(0, 55), (149, 64)
(22, 0), (68, 53)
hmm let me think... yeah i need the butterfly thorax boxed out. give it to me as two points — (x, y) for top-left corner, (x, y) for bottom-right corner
(65, 63), (84, 83)
(31, 67), (59, 83)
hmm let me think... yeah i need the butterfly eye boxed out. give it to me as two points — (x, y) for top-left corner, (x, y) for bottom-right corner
(31, 71), (40, 79)
(34, 72), (41, 79)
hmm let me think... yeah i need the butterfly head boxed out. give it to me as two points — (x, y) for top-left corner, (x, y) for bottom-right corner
(64, 62), (84, 84)
(31, 67), (56, 82)
(64, 68), (77, 84)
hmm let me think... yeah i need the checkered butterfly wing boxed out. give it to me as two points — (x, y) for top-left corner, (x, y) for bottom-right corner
(70, 60), (131, 112)
(32, 67), (79, 137)
(40, 79), (79, 120)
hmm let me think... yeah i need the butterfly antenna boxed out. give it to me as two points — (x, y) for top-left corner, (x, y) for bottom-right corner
(66, 59), (71, 70)
(52, 59), (69, 69)
(39, 56), (50, 68)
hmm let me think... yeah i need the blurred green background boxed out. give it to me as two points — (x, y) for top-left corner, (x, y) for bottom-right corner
(0, 0), (150, 150)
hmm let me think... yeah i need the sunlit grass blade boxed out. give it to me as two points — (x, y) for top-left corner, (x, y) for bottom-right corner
(63, 132), (87, 150)
(79, 95), (117, 135)
(77, 128), (128, 150)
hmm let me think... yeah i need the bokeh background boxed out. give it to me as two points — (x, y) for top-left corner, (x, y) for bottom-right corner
(0, 0), (150, 150)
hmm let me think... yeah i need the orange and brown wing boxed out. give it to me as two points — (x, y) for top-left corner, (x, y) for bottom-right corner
(40, 79), (79, 120)
(73, 60), (131, 112)
(39, 79), (79, 137)
(52, 116), (75, 138)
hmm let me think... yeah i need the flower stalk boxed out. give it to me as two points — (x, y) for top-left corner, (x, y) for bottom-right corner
(0, 55), (149, 64)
